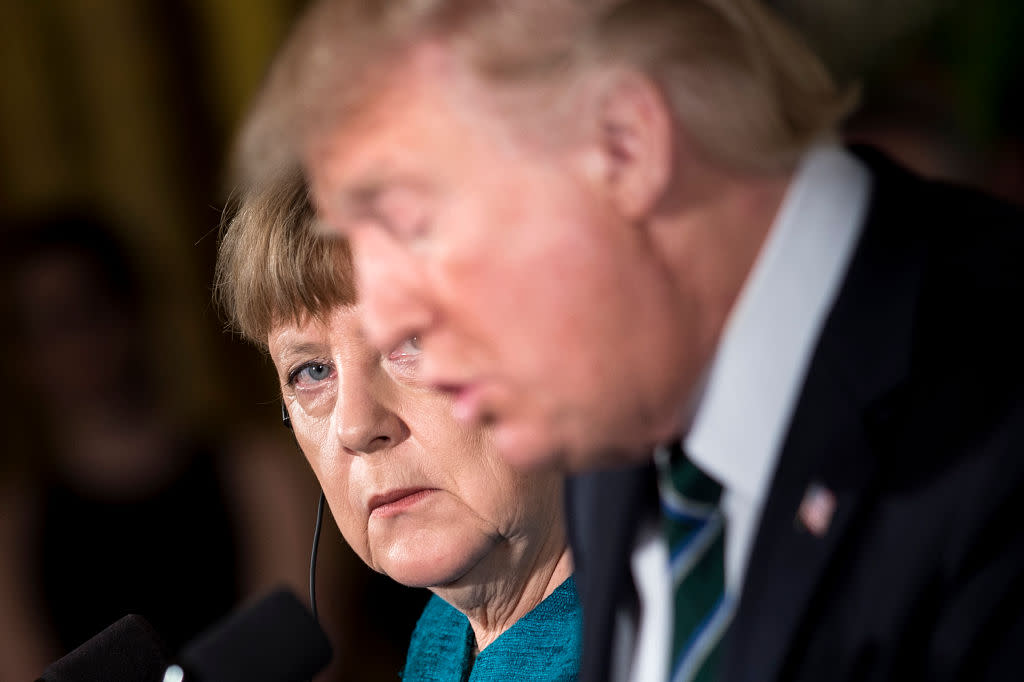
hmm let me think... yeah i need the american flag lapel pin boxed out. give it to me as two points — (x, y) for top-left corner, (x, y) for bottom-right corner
(796, 482), (837, 537)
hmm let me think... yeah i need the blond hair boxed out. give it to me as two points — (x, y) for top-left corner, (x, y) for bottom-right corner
(236, 0), (855, 183)
(215, 167), (356, 348)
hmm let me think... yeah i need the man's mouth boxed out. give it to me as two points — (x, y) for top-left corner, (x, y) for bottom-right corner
(435, 382), (487, 424)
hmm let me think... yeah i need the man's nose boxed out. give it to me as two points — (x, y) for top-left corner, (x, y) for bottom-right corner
(350, 229), (435, 355)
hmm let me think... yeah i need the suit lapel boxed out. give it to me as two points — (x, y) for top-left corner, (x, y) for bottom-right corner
(723, 148), (927, 682)
(566, 461), (657, 682)
(722, 354), (879, 682)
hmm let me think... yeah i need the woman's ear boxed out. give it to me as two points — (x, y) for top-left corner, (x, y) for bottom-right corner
(572, 69), (675, 221)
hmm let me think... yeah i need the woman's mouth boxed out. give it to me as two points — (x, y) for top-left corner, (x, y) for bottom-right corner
(368, 488), (437, 518)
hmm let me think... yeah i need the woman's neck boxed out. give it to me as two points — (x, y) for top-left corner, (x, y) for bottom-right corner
(431, 522), (574, 651)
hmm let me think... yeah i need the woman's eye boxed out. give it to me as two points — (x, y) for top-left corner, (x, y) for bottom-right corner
(386, 337), (423, 381)
(389, 336), (422, 360)
(304, 364), (331, 381)
(289, 362), (333, 387)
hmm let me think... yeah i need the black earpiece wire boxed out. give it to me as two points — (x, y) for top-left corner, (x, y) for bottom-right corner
(282, 401), (326, 624)
(309, 490), (326, 623)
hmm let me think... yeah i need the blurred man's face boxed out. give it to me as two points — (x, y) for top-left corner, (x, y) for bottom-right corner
(307, 46), (706, 471)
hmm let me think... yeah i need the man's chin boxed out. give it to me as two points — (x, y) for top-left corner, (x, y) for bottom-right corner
(562, 442), (656, 473)
(493, 417), (649, 473)
(493, 419), (570, 473)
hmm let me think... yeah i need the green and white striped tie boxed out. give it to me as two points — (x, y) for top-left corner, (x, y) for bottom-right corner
(655, 443), (735, 682)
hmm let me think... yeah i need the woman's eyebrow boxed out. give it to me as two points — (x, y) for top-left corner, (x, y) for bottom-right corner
(276, 341), (329, 364)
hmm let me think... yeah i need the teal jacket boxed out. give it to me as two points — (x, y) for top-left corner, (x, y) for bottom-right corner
(402, 577), (582, 681)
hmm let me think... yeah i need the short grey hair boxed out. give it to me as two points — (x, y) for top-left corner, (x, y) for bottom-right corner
(234, 0), (856, 184)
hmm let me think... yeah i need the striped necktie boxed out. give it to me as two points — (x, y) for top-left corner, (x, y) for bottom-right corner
(655, 443), (735, 682)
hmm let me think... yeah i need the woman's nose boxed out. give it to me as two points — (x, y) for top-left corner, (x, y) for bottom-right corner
(334, 385), (409, 455)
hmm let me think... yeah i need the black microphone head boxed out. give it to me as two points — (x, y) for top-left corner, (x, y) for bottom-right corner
(172, 588), (331, 682)
(38, 614), (170, 682)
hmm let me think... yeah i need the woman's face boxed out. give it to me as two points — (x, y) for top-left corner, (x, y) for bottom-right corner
(267, 305), (564, 589)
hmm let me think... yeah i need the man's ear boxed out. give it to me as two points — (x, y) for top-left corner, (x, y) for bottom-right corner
(573, 70), (674, 221)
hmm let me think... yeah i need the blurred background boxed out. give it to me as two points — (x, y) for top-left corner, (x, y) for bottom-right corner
(0, 0), (1019, 680)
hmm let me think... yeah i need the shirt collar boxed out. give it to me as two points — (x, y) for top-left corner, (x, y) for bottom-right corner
(684, 143), (872, 499)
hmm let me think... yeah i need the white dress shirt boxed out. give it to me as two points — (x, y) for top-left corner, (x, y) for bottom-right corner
(623, 143), (872, 681)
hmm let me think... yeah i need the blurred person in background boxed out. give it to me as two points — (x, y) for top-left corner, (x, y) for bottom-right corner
(215, 170), (582, 681)
(0, 209), (319, 680)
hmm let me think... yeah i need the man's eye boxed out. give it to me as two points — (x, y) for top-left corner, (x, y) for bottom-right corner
(376, 187), (429, 239)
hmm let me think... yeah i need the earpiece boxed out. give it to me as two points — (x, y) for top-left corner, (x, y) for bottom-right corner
(281, 401), (293, 431)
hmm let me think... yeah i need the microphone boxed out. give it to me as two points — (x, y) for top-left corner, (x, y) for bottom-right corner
(163, 588), (332, 682)
(36, 614), (170, 682)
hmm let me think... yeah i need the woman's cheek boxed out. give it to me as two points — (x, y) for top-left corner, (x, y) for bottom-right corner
(319, 461), (375, 567)
(293, 411), (333, 470)
(333, 500), (373, 566)
(292, 416), (373, 564)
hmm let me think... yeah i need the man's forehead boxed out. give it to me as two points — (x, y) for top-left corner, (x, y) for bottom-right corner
(306, 127), (417, 228)
(304, 45), (493, 215)
(306, 42), (461, 145)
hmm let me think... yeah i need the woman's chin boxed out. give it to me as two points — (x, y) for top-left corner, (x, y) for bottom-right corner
(372, 529), (497, 589)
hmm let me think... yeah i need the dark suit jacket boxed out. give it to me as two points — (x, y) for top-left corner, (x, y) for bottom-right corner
(566, 147), (1024, 682)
